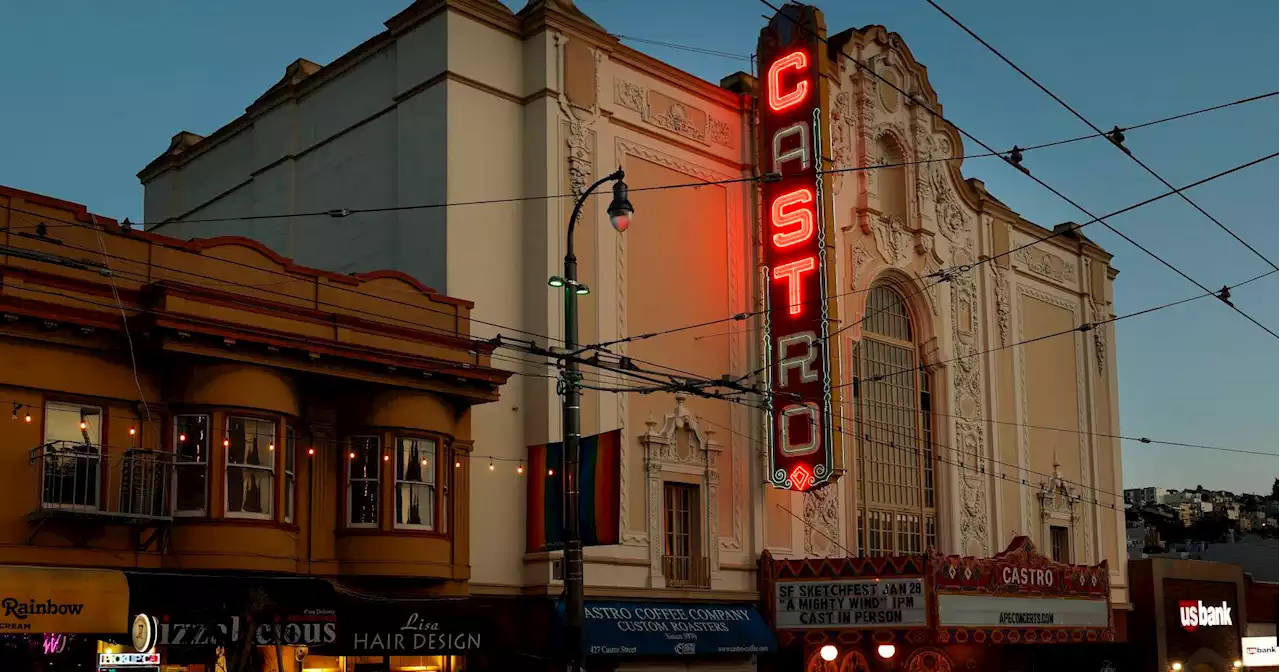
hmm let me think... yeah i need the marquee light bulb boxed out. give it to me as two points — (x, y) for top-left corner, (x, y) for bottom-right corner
(819, 645), (838, 662)
(876, 644), (896, 660)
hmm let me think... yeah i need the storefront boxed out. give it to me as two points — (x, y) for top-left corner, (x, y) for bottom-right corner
(1129, 558), (1248, 672)
(761, 536), (1128, 671)
(549, 599), (775, 671)
(1240, 576), (1276, 671)
(0, 565), (131, 671)
(117, 572), (490, 671)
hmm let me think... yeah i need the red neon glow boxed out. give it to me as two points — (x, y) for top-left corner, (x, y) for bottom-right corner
(767, 51), (809, 112)
(772, 256), (817, 316)
(790, 464), (814, 491)
(771, 187), (815, 248)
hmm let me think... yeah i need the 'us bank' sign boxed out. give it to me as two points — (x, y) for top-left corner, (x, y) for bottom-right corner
(757, 3), (843, 492)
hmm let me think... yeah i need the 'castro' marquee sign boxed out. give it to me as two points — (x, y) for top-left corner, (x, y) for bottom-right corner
(757, 4), (842, 492)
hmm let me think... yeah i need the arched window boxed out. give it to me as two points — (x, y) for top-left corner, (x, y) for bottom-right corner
(855, 285), (937, 556)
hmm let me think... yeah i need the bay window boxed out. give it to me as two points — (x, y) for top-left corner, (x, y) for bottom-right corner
(225, 416), (276, 519)
(395, 437), (436, 530)
(173, 414), (209, 515)
(347, 436), (380, 527)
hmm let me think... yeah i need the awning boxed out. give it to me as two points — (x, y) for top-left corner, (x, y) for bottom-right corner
(0, 565), (129, 634)
(557, 600), (776, 657)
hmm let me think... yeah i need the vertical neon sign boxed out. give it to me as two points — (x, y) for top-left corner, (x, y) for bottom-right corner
(758, 4), (841, 491)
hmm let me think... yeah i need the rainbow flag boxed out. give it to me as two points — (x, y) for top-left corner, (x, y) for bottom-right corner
(526, 429), (621, 553)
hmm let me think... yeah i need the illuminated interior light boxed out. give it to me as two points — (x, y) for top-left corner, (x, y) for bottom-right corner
(789, 464), (814, 491)
(767, 51), (809, 112)
(772, 256), (818, 315)
(770, 188), (815, 248)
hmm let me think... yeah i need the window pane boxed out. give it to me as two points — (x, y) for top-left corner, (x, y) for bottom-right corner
(41, 403), (102, 508)
(395, 438), (436, 529)
(285, 427), (297, 474)
(175, 465), (207, 513)
(227, 466), (273, 515)
(44, 402), (102, 445)
(174, 415), (209, 461)
(173, 415), (208, 515)
(226, 417), (275, 517)
(348, 436), (380, 526)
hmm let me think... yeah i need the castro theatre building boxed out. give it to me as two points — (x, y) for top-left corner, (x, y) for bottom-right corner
(761, 537), (1131, 671)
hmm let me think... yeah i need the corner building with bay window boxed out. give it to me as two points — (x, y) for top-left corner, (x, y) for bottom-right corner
(0, 184), (507, 671)
(133, 1), (1126, 670)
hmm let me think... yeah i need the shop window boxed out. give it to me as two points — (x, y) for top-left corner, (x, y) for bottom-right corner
(348, 436), (381, 527)
(395, 437), (436, 530)
(226, 416), (276, 519)
(284, 426), (297, 524)
(40, 401), (103, 510)
(855, 285), (937, 556)
(1050, 525), (1069, 563)
(663, 482), (707, 587)
(173, 414), (209, 515)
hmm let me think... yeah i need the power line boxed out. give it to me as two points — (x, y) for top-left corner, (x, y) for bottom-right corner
(4, 90), (1270, 235)
(611, 34), (753, 62)
(759, 0), (1278, 339)
(923, 0), (1278, 271)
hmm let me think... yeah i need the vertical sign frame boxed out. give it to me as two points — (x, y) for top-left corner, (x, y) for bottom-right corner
(757, 4), (842, 492)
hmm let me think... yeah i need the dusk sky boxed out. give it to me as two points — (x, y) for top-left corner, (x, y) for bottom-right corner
(1, 0), (1275, 494)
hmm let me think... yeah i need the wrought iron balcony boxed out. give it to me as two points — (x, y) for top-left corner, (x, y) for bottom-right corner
(29, 441), (175, 524)
(662, 554), (711, 588)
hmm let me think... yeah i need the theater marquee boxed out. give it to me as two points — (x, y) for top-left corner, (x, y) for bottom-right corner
(757, 3), (842, 492)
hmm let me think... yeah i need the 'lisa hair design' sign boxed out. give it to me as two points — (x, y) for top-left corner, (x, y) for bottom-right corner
(757, 3), (842, 491)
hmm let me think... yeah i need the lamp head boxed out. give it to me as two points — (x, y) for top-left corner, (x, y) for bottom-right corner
(607, 180), (634, 233)
(548, 276), (566, 288)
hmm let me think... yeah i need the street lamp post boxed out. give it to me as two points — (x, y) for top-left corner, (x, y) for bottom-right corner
(550, 168), (633, 672)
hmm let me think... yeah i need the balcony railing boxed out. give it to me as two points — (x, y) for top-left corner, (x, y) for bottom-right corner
(29, 442), (175, 523)
(662, 554), (711, 588)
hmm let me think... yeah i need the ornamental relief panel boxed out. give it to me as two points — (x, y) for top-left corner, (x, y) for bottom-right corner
(639, 394), (722, 587)
(611, 77), (735, 149)
(1013, 244), (1078, 287)
(1015, 284), (1093, 563)
(612, 137), (747, 551)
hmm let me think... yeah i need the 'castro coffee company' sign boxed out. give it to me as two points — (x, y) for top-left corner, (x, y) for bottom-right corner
(756, 2), (842, 493)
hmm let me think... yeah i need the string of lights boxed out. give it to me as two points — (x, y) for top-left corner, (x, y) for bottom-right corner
(3, 136), (1274, 403)
(923, 0), (1278, 271)
(759, 0), (1278, 339)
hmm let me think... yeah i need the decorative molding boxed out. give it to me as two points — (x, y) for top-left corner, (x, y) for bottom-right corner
(850, 244), (875, 291)
(951, 243), (989, 556)
(1014, 246), (1077, 285)
(611, 77), (733, 149)
(707, 119), (732, 148)
(831, 91), (854, 196)
(614, 78), (645, 114)
(803, 485), (841, 556)
(1037, 462), (1081, 562)
(639, 394), (723, 587)
(556, 35), (600, 200)
(1016, 283), (1090, 559)
(871, 213), (910, 268)
(613, 137), (745, 552)
(992, 265), (1011, 347)
(1090, 301), (1107, 377)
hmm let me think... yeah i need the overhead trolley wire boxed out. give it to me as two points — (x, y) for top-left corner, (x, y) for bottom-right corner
(923, 0), (1278, 271)
(759, 0), (1278, 339)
